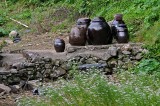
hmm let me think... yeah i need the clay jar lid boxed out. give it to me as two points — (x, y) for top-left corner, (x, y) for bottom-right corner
(114, 14), (123, 21)
(92, 17), (106, 22)
(77, 18), (91, 25)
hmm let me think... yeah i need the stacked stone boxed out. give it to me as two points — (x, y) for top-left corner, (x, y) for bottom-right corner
(0, 43), (147, 85)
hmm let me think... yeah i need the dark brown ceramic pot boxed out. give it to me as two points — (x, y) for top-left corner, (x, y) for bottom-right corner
(111, 14), (125, 39)
(69, 18), (91, 46)
(87, 17), (112, 45)
(54, 38), (65, 52)
(115, 24), (129, 43)
(69, 26), (87, 46)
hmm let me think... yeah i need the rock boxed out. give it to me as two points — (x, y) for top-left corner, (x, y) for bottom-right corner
(55, 60), (61, 66)
(135, 53), (142, 60)
(9, 30), (18, 38)
(108, 47), (117, 56)
(142, 49), (149, 54)
(10, 69), (18, 74)
(98, 60), (106, 64)
(45, 64), (52, 69)
(122, 50), (131, 55)
(109, 60), (117, 68)
(12, 62), (24, 70)
(78, 63), (108, 70)
(132, 48), (140, 55)
(0, 84), (11, 94)
(121, 44), (132, 51)
(28, 80), (39, 88)
(103, 53), (112, 61)
(0, 69), (10, 75)
(118, 60), (123, 66)
(66, 46), (77, 53)
(9, 85), (20, 93)
(22, 51), (40, 62)
(104, 68), (112, 75)
(50, 68), (66, 78)
(56, 68), (66, 76)
(19, 81), (34, 91)
(12, 76), (21, 83)
(85, 58), (97, 64)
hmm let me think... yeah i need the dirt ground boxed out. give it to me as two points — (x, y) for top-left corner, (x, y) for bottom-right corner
(1, 32), (69, 52)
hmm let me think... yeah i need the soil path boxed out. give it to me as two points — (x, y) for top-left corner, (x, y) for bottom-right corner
(1, 32), (69, 52)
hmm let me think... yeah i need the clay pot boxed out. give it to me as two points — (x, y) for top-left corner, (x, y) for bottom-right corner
(111, 14), (126, 39)
(54, 38), (65, 52)
(69, 18), (91, 46)
(115, 24), (129, 43)
(69, 26), (87, 46)
(87, 17), (112, 45)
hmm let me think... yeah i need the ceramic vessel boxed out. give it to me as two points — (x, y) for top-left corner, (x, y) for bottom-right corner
(87, 17), (112, 45)
(54, 38), (65, 52)
(69, 18), (91, 46)
(111, 14), (125, 39)
(115, 24), (129, 43)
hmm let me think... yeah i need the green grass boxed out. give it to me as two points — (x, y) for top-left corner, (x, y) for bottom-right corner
(17, 68), (160, 106)
(1, 0), (159, 43)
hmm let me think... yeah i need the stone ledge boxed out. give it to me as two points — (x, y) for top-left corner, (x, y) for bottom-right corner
(0, 43), (146, 85)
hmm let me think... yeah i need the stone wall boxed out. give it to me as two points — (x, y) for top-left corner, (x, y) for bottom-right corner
(0, 43), (147, 85)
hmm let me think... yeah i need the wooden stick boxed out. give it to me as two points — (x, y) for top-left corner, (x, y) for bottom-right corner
(10, 18), (29, 28)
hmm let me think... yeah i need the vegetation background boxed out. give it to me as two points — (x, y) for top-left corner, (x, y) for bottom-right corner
(0, 0), (160, 106)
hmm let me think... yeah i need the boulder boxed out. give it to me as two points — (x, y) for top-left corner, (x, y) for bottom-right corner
(0, 84), (11, 94)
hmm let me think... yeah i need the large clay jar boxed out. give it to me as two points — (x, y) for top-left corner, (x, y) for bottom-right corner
(87, 17), (112, 45)
(69, 18), (91, 46)
(54, 38), (65, 52)
(115, 24), (129, 43)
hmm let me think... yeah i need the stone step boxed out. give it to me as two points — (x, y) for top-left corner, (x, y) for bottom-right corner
(22, 50), (67, 61)
(0, 53), (26, 70)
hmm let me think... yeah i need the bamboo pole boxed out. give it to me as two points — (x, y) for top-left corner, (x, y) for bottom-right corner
(10, 18), (29, 28)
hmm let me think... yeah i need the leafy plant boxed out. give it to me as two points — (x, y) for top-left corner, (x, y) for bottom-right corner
(134, 59), (160, 74)
(0, 28), (9, 37)
(0, 16), (7, 26)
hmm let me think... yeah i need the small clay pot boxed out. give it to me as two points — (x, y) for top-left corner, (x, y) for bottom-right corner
(115, 24), (129, 43)
(54, 38), (65, 52)
(87, 17), (112, 45)
(111, 14), (126, 39)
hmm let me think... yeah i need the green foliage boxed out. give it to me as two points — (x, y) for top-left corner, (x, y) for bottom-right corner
(134, 59), (160, 74)
(0, 16), (7, 26)
(0, 28), (9, 37)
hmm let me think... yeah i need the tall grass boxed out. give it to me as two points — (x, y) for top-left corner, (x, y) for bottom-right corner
(17, 68), (160, 106)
